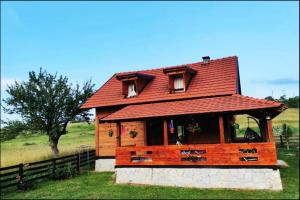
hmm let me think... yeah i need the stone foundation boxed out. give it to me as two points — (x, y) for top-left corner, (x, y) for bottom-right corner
(116, 167), (282, 190)
(95, 159), (115, 172)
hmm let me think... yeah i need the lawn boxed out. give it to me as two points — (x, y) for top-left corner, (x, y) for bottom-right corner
(1, 147), (299, 199)
(0, 108), (299, 167)
(0, 123), (95, 167)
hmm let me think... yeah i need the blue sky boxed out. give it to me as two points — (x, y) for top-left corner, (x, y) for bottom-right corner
(1, 1), (299, 121)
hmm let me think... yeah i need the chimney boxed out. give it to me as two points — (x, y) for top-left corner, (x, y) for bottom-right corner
(202, 56), (210, 63)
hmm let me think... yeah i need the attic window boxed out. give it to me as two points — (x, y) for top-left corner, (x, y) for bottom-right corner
(127, 82), (137, 97)
(173, 76), (184, 91)
(163, 66), (196, 93)
(116, 72), (154, 98)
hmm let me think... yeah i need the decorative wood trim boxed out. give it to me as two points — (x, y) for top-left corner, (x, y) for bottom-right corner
(163, 120), (168, 146)
(219, 115), (225, 144)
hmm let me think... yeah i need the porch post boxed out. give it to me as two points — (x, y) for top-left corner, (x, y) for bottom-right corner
(219, 115), (225, 144)
(163, 120), (168, 146)
(266, 119), (273, 142)
(116, 121), (121, 147)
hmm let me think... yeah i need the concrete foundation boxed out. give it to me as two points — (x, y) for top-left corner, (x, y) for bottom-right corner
(116, 167), (283, 190)
(95, 159), (115, 172)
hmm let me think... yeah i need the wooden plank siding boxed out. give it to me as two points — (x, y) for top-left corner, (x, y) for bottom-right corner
(115, 142), (277, 166)
(97, 121), (146, 157)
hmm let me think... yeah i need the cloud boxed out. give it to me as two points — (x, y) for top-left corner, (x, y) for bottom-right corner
(251, 78), (299, 85)
(1, 78), (19, 91)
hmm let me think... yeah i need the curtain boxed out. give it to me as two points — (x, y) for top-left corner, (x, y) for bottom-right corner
(173, 77), (184, 89)
(127, 83), (137, 97)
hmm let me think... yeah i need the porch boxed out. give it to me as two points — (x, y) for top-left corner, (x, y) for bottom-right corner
(99, 95), (286, 167)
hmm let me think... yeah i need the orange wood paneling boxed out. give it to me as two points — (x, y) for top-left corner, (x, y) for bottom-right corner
(120, 121), (146, 147)
(98, 120), (146, 156)
(116, 142), (277, 166)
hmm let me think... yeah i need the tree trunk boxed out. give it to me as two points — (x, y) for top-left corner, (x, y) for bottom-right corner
(50, 139), (59, 157)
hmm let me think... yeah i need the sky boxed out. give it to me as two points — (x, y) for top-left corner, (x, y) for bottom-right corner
(1, 1), (299, 121)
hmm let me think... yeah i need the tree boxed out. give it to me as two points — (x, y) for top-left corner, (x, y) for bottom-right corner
(264, 96), (275, 101)
(0, 120), (28, 142)
(3, 68), (94, 156)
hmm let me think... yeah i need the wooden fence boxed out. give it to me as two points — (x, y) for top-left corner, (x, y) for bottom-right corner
(0, 150), (95, 191)
(274, 136), (299, 146)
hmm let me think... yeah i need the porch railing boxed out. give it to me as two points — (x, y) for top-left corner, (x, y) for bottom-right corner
(115, 142), (277, 166)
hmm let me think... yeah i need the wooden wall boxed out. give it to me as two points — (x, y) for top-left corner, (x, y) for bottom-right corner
(96, 107), (146, 157)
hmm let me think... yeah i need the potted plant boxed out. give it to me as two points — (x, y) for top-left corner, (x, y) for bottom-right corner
(129, 130), (138, 138)
(186, 123), (201, 134)
(108, 129), (113, 137)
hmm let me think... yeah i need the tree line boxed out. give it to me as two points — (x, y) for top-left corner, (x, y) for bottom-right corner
(265, 95), (299, 108)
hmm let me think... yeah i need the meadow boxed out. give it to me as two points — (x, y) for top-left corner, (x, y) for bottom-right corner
(0, 123), (95, 167)
(0, 108), (299, 167)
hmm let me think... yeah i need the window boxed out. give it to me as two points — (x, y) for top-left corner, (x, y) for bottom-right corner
(173, 77), (184, 90)
(127, 82), (137, 97)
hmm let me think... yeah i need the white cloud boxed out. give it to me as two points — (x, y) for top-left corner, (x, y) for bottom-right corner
(1, 78), (19, 91)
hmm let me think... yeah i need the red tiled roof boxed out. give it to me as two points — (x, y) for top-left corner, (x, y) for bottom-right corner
(101, 95), (285, 121)
(81, 56), (240, 109)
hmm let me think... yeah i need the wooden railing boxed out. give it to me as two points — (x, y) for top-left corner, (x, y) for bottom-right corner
(116, 143), (277, 166)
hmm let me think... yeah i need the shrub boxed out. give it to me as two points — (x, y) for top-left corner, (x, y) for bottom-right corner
(50, 162), (76, 180)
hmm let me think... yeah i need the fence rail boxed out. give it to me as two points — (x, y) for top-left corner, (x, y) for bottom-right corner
(274, 136), (299, 146)
(0, 150), (95, 191)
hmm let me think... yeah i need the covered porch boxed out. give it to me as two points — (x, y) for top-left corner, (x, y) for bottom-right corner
(101, 95), (286, 167)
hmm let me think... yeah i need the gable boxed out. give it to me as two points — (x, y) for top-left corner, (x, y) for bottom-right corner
(81, 56), (240, 109)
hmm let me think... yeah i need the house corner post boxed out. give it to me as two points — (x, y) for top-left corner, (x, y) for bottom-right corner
(95, 111), (100, 156)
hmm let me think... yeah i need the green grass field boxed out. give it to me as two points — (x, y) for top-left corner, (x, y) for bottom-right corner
(0, 108), (299, 167)
(0, 123), (95, 167)
(1, 147), (299, 199)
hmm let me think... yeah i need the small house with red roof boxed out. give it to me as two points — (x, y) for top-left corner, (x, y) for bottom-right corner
(81, 56), (286, 190)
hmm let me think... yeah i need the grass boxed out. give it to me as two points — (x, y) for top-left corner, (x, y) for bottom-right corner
(0, 123), (95, 167)
(1, 147), (299, 199)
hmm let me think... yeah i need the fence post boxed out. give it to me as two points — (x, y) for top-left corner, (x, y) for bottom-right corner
(52, 158), (56, 177)
(76, 153), (80, 174)
(19, 164), (24, 183)
(280, 135), (284, 147)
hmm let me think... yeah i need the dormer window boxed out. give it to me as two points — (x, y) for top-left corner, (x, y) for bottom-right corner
(116, 72), (154, 98)
(127, 82), (137, 97)
(163, 66), (196, 93)
(173, 76), (184, 91)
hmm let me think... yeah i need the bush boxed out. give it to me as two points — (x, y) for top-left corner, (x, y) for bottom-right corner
(16, 175), (34, 191)
(50, 163), (77, 180)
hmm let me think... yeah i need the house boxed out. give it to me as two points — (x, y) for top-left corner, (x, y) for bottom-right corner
(81, 56), (286, 190)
